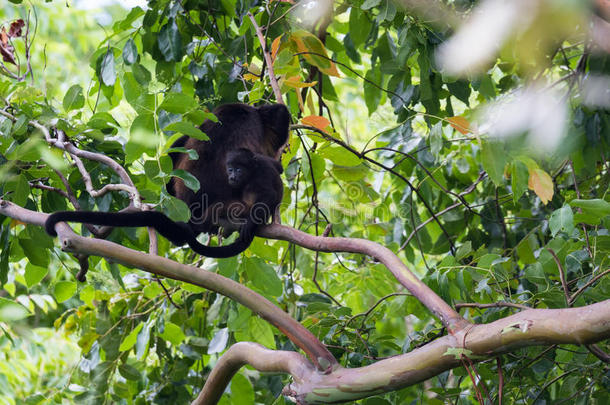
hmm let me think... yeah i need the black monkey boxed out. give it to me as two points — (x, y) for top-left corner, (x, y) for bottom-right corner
(45, 103), (290, 258)
(224, 147), (284, 225)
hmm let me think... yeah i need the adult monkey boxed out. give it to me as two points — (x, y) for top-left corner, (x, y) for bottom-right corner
(45, 103), (290, 258)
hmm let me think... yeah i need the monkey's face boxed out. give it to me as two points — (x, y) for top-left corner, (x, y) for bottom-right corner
(226, 149), (255, 188)
(226, 162), (248, 188)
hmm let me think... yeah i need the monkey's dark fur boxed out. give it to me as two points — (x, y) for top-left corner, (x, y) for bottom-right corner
(45, 103), (289, 258)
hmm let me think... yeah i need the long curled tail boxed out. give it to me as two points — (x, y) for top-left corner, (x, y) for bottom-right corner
(45, 211), (256, 258)
(184, 220), (256, 258)
(45, 211), (194, 245)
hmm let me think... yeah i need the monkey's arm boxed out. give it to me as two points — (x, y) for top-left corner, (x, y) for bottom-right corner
(45, 211), (194, 246)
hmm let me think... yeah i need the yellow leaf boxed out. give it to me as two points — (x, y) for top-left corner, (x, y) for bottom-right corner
(447, 116), (470, 134)
(290, 30), (340, 77)
(528, 168), (554, 204)
(10, 219), (26, 228)
(271, 35), (282, 63)
(283, 75), (317, 89)
(243, 73), (259, 82)
(301, 115), (330, 131)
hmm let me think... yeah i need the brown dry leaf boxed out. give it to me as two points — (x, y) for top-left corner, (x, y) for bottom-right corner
(271, 35), (282, 63)
(0, 27), (15, 64)
(528, 168), (554, 204)
(8, 19), (25, 38)
(447, 116), (470, 134)
(301, 115), (330, 131)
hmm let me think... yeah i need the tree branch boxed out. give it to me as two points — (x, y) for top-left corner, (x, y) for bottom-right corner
(259, 224), (469, 333)
(0, 199), (337, 374)
(200, 301), (610, 404)
(247, 12), (283, 105)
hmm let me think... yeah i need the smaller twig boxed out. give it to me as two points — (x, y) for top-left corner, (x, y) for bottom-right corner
(531, 368), (578, 404)
(495, 188), (508, 250)
(311, 220), (340, 305)
(569, 268), (610, 305)
(344, 292), (410, 330)
(460, 354), (485, 405)
(247, 12), (283, 104)
(547, 248), (570, 307)
(29, 182), (68, 199)
(568, 160), (593, 258)
(496, 356), (504, 405)
(155, 277), (181, 310)
(455, 302), (530, 311)
(586, 344), (610, 363)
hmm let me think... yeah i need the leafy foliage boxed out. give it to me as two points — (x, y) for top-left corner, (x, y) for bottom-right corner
(0, 0), (608, 404)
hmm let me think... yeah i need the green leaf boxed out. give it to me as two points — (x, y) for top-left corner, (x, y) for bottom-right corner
(477, 74), (496, 99)
(447, 80), (471, 105)
(220, 0), (236, 15)
(118, 364), (141, 381)
(242, 258), (282, 297)
(122, 38), (138, 65)
(158, 19), (183, 62)
(361, 0), (381, 10)
(160, 93), (197, 114)
(549, 205), (574, 237)
(480, 140), (506, 186)
(80, 285), (95, 306)
(318, 145), (361, 166)
(167, 146), (199, 160)
(63, 84), (85, 111)
(0, 297), (29, 321)
(54, 281), (77, 303)
(143, 282), (163, 299)
(429, 122), (442, 159)
(126, 113), (158, 162)
(377, 0), (396, 22)
(349, 8), (371, 47)
(100, 49), (116, 86)
(162, 195), (191, 222)
(248, 317), (276, 349)
(302, 152), (326, 183)
(24, 264), (48, 288)
(569, 199), (610, 225)
(165, 121), (208, 140)
(19, 238), (49, 267)
(119, 323), (144, 352)
(230, 373), (254, 404)
(170, 169), (201, 192)
(511, 160), (529, 204)
(13, 174), (29, 207)
(132, 63), (151, 86)
(160, 322), (186, 346)
(455, 241), (472, 261)
(364, 68), (382, 115)
(516, 234), (537, 264)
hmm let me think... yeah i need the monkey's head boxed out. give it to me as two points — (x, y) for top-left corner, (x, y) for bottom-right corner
(226, 148), (255, 188)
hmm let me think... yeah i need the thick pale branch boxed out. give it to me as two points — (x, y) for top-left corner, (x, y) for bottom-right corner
(193, 342), (315, 405)
(259, 224), (469, 332)
(202, 301), (610, 404)
(0, 200), (337, 373)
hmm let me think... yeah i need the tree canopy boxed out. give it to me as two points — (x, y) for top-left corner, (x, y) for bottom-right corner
(0, 0), (609, 404)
